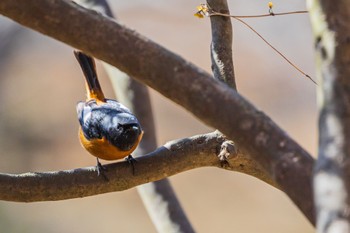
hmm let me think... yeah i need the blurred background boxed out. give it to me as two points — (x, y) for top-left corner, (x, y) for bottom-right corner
(0, 0), (316, 232)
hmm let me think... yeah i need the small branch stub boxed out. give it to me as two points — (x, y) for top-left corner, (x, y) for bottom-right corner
(218, 140), (237, 167)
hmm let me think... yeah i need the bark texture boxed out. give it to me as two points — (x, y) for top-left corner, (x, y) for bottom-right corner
(0, 0), (315, 223)
(309, 0), (350, 232)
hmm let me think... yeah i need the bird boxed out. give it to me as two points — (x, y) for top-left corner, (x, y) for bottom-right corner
(74, 51), (143, 177)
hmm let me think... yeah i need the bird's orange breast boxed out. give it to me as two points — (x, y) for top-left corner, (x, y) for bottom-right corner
(79, 128), (143, 160)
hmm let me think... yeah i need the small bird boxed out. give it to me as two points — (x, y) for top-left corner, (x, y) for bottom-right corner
(74, 51), (143, 176)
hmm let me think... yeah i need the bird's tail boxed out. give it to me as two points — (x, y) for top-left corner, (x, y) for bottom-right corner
(74, 51), (105, 102)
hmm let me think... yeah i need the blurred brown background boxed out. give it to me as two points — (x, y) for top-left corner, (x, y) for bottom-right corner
(0, 0), (316, 232)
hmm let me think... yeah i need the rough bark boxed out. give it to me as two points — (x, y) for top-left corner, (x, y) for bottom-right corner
(0, 132), (229, 202)
(309, 0), (350, 232)
(207, 0), (236, 89)
(0, 0), (315, 223)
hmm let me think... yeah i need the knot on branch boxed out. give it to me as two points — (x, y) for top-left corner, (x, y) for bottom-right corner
(217, 139), (237, 168)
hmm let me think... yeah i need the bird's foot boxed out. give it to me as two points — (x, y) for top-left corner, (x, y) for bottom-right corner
(96, 158), (109, 181)
(125, 155), (137, 175)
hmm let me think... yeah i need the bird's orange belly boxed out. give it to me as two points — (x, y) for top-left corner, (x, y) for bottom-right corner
(79, 129), (141, 160)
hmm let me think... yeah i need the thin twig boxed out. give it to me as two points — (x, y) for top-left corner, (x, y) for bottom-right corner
(229, 16), (317, 84)
(211, 11), (308, 18)
(195, 3), (316, 84)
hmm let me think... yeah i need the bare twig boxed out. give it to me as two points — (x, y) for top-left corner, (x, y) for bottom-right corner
(196, 3), (316, 84)
(210, 11), (309, 18)
(0, 0), (315, 223)
(231, 16), (316, 84)
(195, 3), (308, 18)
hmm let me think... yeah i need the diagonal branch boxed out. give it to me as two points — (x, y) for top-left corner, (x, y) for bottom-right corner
(0, 0), (315, 223)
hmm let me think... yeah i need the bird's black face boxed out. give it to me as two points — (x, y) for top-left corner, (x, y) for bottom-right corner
(108, 123), (142, 151)
(78, 99), (143, 152)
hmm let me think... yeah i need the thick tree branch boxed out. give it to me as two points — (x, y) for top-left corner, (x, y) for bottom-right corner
(309, 0), (350, 232)
(0, 0), (315, 223)
(0, 132), (230, 202)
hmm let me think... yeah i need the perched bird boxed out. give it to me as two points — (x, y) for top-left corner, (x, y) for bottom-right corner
(74, 51), (143, 176)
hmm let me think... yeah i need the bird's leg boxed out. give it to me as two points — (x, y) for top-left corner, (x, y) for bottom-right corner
(96, 158), (109, 181)
(125, 155), (137, 175)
